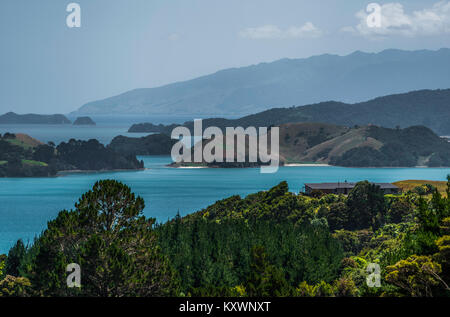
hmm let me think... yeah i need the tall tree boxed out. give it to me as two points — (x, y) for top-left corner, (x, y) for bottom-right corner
(346, 181), (386, 230)
(28, 180), (179, 296)
(245, 246), (291, 297)
(5, 240), (26, 277)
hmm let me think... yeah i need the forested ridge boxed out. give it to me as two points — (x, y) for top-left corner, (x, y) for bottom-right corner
(1, 178), (449, 297)
(108, 134), (177, 156)
(128, 89), (450, 136)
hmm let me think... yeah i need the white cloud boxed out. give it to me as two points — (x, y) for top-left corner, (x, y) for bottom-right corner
(168, 33), (181, 41)
(239, 25), (282, 39)
(239, 22), (322, 39)
(343, 1), (450, 38)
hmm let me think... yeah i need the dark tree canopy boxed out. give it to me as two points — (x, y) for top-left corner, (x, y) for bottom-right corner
(28, 180), (178, 297)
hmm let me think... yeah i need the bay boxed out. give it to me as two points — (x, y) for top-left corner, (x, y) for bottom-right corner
(1, 123), (450, 254)
(1, 155), (450, 253)
(0, 114), (235, 145)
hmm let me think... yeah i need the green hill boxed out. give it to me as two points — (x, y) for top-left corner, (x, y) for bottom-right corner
(167, 122), (450, 168)
(278, 123), (450, 167)
(168, 121), (450, 168)
(108, 134), (177, 156)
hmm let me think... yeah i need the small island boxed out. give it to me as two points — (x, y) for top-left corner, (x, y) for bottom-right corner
(109, 134), (176, 156)
(0, 133), (143, 177)
(73, 116), (96, 126)
(0, 112), (71, 124)
(128, 122), (177, 134)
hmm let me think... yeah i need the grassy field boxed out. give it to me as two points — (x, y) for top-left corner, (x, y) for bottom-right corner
(0, 161), (7, 166)
(394, 180), (448, 196)
(21, 159), (48, 167)
(5, 133), (43, 150)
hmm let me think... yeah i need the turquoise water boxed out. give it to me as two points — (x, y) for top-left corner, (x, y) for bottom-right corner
(1, 155), (450, 253)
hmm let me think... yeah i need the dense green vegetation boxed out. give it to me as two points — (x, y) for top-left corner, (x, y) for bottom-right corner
(0, 181), (178, 296)
(0, 134), (143, 177)
(0, 134), (54, 177)
(108, 134), (177, 156)
(394, 180), (448, 197)
(1, 177), (449, 297)
(128, 123), (179, 134)
(158, 217), (343, 296)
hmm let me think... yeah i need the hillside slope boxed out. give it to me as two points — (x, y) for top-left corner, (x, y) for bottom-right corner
(74, 48), (450, 116)
(278, 123), (349, 163)
(168, 122), (450, 168)
(278, 124), (450, 167)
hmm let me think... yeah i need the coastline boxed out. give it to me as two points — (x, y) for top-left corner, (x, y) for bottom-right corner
(284, 163), (330, 167)
(3, 164), (448, 178)
(167, 163), (449, 169)
(56, 168), (146, 176)
(176, 166), (208, 169)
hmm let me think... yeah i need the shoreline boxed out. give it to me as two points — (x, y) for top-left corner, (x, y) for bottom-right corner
(2, 164), (450, 178)
(284, 163), (330, 167)
(176, 166), (208, 169)
(56, 168), (146, 176)
(167, 163), (449, 169)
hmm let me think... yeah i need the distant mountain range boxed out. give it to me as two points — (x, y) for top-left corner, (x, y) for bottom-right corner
(129, 88), (450, 136)
(73, 48), (450, 116)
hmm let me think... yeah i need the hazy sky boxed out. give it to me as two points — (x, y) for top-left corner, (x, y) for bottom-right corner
(1, 0), (450, 114)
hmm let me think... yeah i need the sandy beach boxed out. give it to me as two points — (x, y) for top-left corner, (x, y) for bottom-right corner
(284, 163), (331, 167)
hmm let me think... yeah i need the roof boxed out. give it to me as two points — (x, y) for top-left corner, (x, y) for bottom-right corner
(304, 182), (399, 190)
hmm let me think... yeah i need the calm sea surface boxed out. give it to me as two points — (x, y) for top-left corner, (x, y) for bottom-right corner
(0, 124), (449, 253)
(0, 114), (237, 145)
